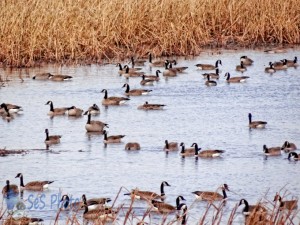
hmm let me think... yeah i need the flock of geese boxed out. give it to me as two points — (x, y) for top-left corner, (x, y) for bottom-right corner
(1, 51), (299, 224)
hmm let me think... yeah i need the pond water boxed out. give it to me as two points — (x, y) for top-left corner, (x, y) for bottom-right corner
(0, 47), (300, 225)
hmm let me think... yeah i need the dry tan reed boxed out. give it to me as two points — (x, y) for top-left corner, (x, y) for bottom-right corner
(0, 0), (299, 67)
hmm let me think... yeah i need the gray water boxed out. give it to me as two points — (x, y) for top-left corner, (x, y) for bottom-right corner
(0, 48), (299, 225)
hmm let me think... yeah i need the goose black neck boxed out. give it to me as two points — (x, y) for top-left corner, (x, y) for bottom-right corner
(181, 145), (185, 154)
(243, 199), (249, 212)
(222, 188), (227, 199)
(104, 132), (108, 140)
(131, 57), (135, 68)
(19, 175), (25, 187)
(45, 130), (50, 141)
(160, 183), (165, 196)
(63, 195), (70, 208)
(226, 73), (230, 80)
(156, 71), (160, 77)
(49, 102), (54, 112)
(125, 84), (130, 93)
(193, 144), (199, 155)
(6, 181), (10, 192)
(83, 205), (88, 214)
(118, 64), (123, 70)
(165, 141), (169, 149)
(86, 113), (91, 124)
(176, 197), (182, 208)
(294, 57), (297, 63)
(165, 62), (169, 69)
(248, 114), (252, 124)
(216, 68), (219, 75)
(103, 90), (108, 99)
(149, 53), (152, 63)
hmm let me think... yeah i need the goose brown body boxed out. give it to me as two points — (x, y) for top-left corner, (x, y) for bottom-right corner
(248, 113), (267, 129)
(125, 142), (141, 150)
(2, 180), (19, 197)
(44, 129), (61, 145)
(84, 111), (108, 132)
(192, 184), (229, 201)
(163, 140), (178, 151)
(122, 83), (152, 96)
(263, 145), (281, 156)
(101, 89), (130, 105)
(103, 130), (125, 143)
(196, 59), (222, 70)
(137, 101), (165, 110)
(45, 101), (68, 116)
(15, 173), (54, 191)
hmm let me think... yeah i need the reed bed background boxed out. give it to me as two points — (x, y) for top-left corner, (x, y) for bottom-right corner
(0, 0), (299, 67)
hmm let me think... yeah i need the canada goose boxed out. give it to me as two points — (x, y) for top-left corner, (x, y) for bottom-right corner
(168, 60), (188, 73)
(263, 145), (281, 156)
(205, 75), (217, 86)
(60, 194), (111, 211)
(287, 152), (300, 161)
(137, 101), (166, 110)
(143, 70), (161, 81)
(248, 113), (267, 129)
(195, 59), (222, 70)
(177, 203), (188, 225)
(202, 68), (220, 80)
(123, 65), (145, 79)
(163, 60), (177, 77)
(273, 59), (288, 70)
(274, 193), (298, 210)
(122, 83), (152, 96)
(140, 75), (154, 86)
(44, 129), (61, 145)
(125, 142), (141, 150)
(116, 63), (142, 75)
(151, 195), (185, 214)
(192, 184), (229, 201)
(82, 194), (112, 210)
(179, 142), (195, 157)
(2, 180), (19, 197)
(238, 199), (267, 216)
(82, 204), (116, 221)
(103, 130), (125, 144)
(84, 111), (108, 132)
(240, 56), (254, 66)
(148, 53), (165, 67)
(3, 216), (43, 225)
(0, 103), (23, 114)
(15, 173), (54, 191)
(131, 56), (146, 66)
(124, 181), (171, 201)
(286, 56), (298, 67)
(225, 72), (249, 83)
(101, 89), (130, 105)
(0, 104), (14, 121)
(67, 106), (83, 117)
(60, 194), (84, 210)
(163, 140), (178, 151)
(49, 74), (73, 81)
(32, 72), (52, 80)
(236, 61), (247, 72)
(192, 143), (225, 158)
(265, 62), (276, 73)
(45, 100), (68, 116)
(87, 104), (100, 115)
(281, 141), (297, 152)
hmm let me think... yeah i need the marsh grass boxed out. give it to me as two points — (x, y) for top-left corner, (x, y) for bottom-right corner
(0, 189), (299, 225)
(0, 0), (299, 67)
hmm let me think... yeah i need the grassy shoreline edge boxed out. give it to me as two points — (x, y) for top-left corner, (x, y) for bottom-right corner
(0, 0), (299, 67)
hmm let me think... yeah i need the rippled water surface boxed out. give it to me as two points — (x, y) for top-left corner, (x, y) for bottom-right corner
(0, 48), (300, 224)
